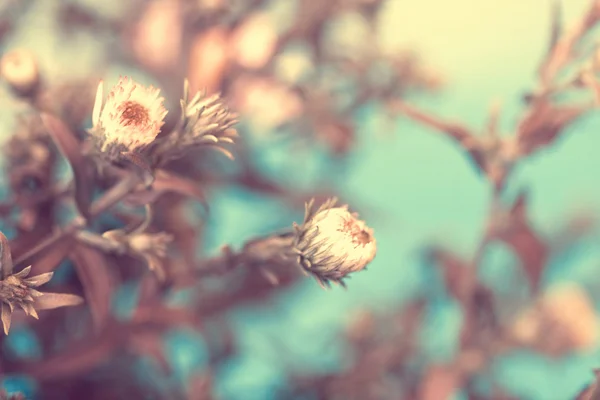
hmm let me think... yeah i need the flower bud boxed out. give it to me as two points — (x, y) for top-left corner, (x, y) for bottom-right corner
(152, 81), (238, 164)
(0, 49), (39, 96)
(292, 198), (377, 287)
(510, 283), (599, 354)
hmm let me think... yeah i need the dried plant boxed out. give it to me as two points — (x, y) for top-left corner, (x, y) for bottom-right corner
(0, 0), (427, 397)
(6, 0), (598, 399)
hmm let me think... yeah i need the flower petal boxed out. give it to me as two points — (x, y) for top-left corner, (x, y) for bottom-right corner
(13, 265), (32, 279)
(92, 80), (104, 127)
(25, 271), (54, 287)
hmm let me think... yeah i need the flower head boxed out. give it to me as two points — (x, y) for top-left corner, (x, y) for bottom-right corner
(0, 48), (39, 95)
(510, 283), (599, 354)
(90, 77), (168, 158)
(151, 80), (238, 165)
(0, 266), (83, 335)
(0, 232), (84, 335)
(103, 229), (173, 281)
(292, 198), (377, 287)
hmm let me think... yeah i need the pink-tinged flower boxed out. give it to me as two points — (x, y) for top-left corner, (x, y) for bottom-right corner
(91, 77), (168, 157)
(0, 266), (84, 335)
(187, 27), (229, 95)
(130, 0), (182, 72)
(229, 13), (277, 69)
(0, 48), (39, 95)
(510, 283), (599, 353)
(292, 198), (377, 287)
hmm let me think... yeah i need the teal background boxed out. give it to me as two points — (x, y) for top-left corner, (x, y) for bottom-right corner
(2, 0), (600, 398)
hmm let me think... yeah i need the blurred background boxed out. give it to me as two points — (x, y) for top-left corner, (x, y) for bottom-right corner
(2, 0), (600, 399)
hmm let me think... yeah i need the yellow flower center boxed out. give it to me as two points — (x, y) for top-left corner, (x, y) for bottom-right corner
(118, 101), (150, 127)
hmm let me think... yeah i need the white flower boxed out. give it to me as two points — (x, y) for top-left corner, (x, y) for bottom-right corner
(91, 77), (168, 156)
(510, 283), (599, 353)
(0, 49), (39, 95)
(292, 198), (377, 287)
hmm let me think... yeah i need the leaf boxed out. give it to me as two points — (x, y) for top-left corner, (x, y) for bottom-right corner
(24, 321), (124, 381)
(1, 302), (12, 335)
(0, 231), (14, 279)
(428, 248), (473, 303)
(489, 193), (549, 292)
(390, 99), (475, 145)
(28, 234), (75, 275)
(41, 113), (93, 220)
(576, 369), (600, 400)
(516, 101), (590, 156)
(124, 169), (209, 212)
(120, 151), (155, 187)
(541, 1), (563, 71)
(34, 293), (84, 310)
(69, 243), (116, 331)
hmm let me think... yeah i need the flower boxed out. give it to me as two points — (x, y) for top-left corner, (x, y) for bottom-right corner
(0, 231), (84, 335)
(292, 198), (377, 287)
(0, 266), (83, 335)
(102, 229), (173, 281)
(182, 89), (238, 143)
(90, 77), (168, 158)
(152, 80), (238, 164)
(510, 283), (599, 354)
(0, 48), (39, 95)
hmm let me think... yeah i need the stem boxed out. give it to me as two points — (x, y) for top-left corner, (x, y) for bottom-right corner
(14, 173), (142, 267)
(74, 231), (127, 255)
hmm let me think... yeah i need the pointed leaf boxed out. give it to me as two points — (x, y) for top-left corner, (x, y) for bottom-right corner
(28, 234), (75, 275)
(69, 243), (115, 330)
(1, 302), (11, 335)
(545, 1), (563, 64)
(124, 169), (209, 212)
(516, 102), (590, 156)
(0, 231), (14, 279)
(34, 292), (84, 310)
(12, 265), (31, 279)
(24, 271), (54, 287)
(120, 151), (155, 187)
(25, 321), (124, 380)
(41, 113), (93, 220)
(33, 293), (84, 310)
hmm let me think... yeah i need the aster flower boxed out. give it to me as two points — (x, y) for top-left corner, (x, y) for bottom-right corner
(0, 232), (83, 335)
(0, 48), (39, 95)
(90, 77), (168, 160)
(510, 283), (599, 354)
(291, 198), (377, 288)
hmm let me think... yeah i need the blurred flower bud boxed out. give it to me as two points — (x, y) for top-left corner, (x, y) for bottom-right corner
(229, 76), (303, 132)
(229, 13), (277, 69)
(0, 49), (39, 96)
(292, 198), (377, 287)
(510, 283), (599, 354)
(103, 229), (173, 281)
(188, 27), (229, 94)
(89, 77), (168, 160)
(131, 0), (182, 72)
